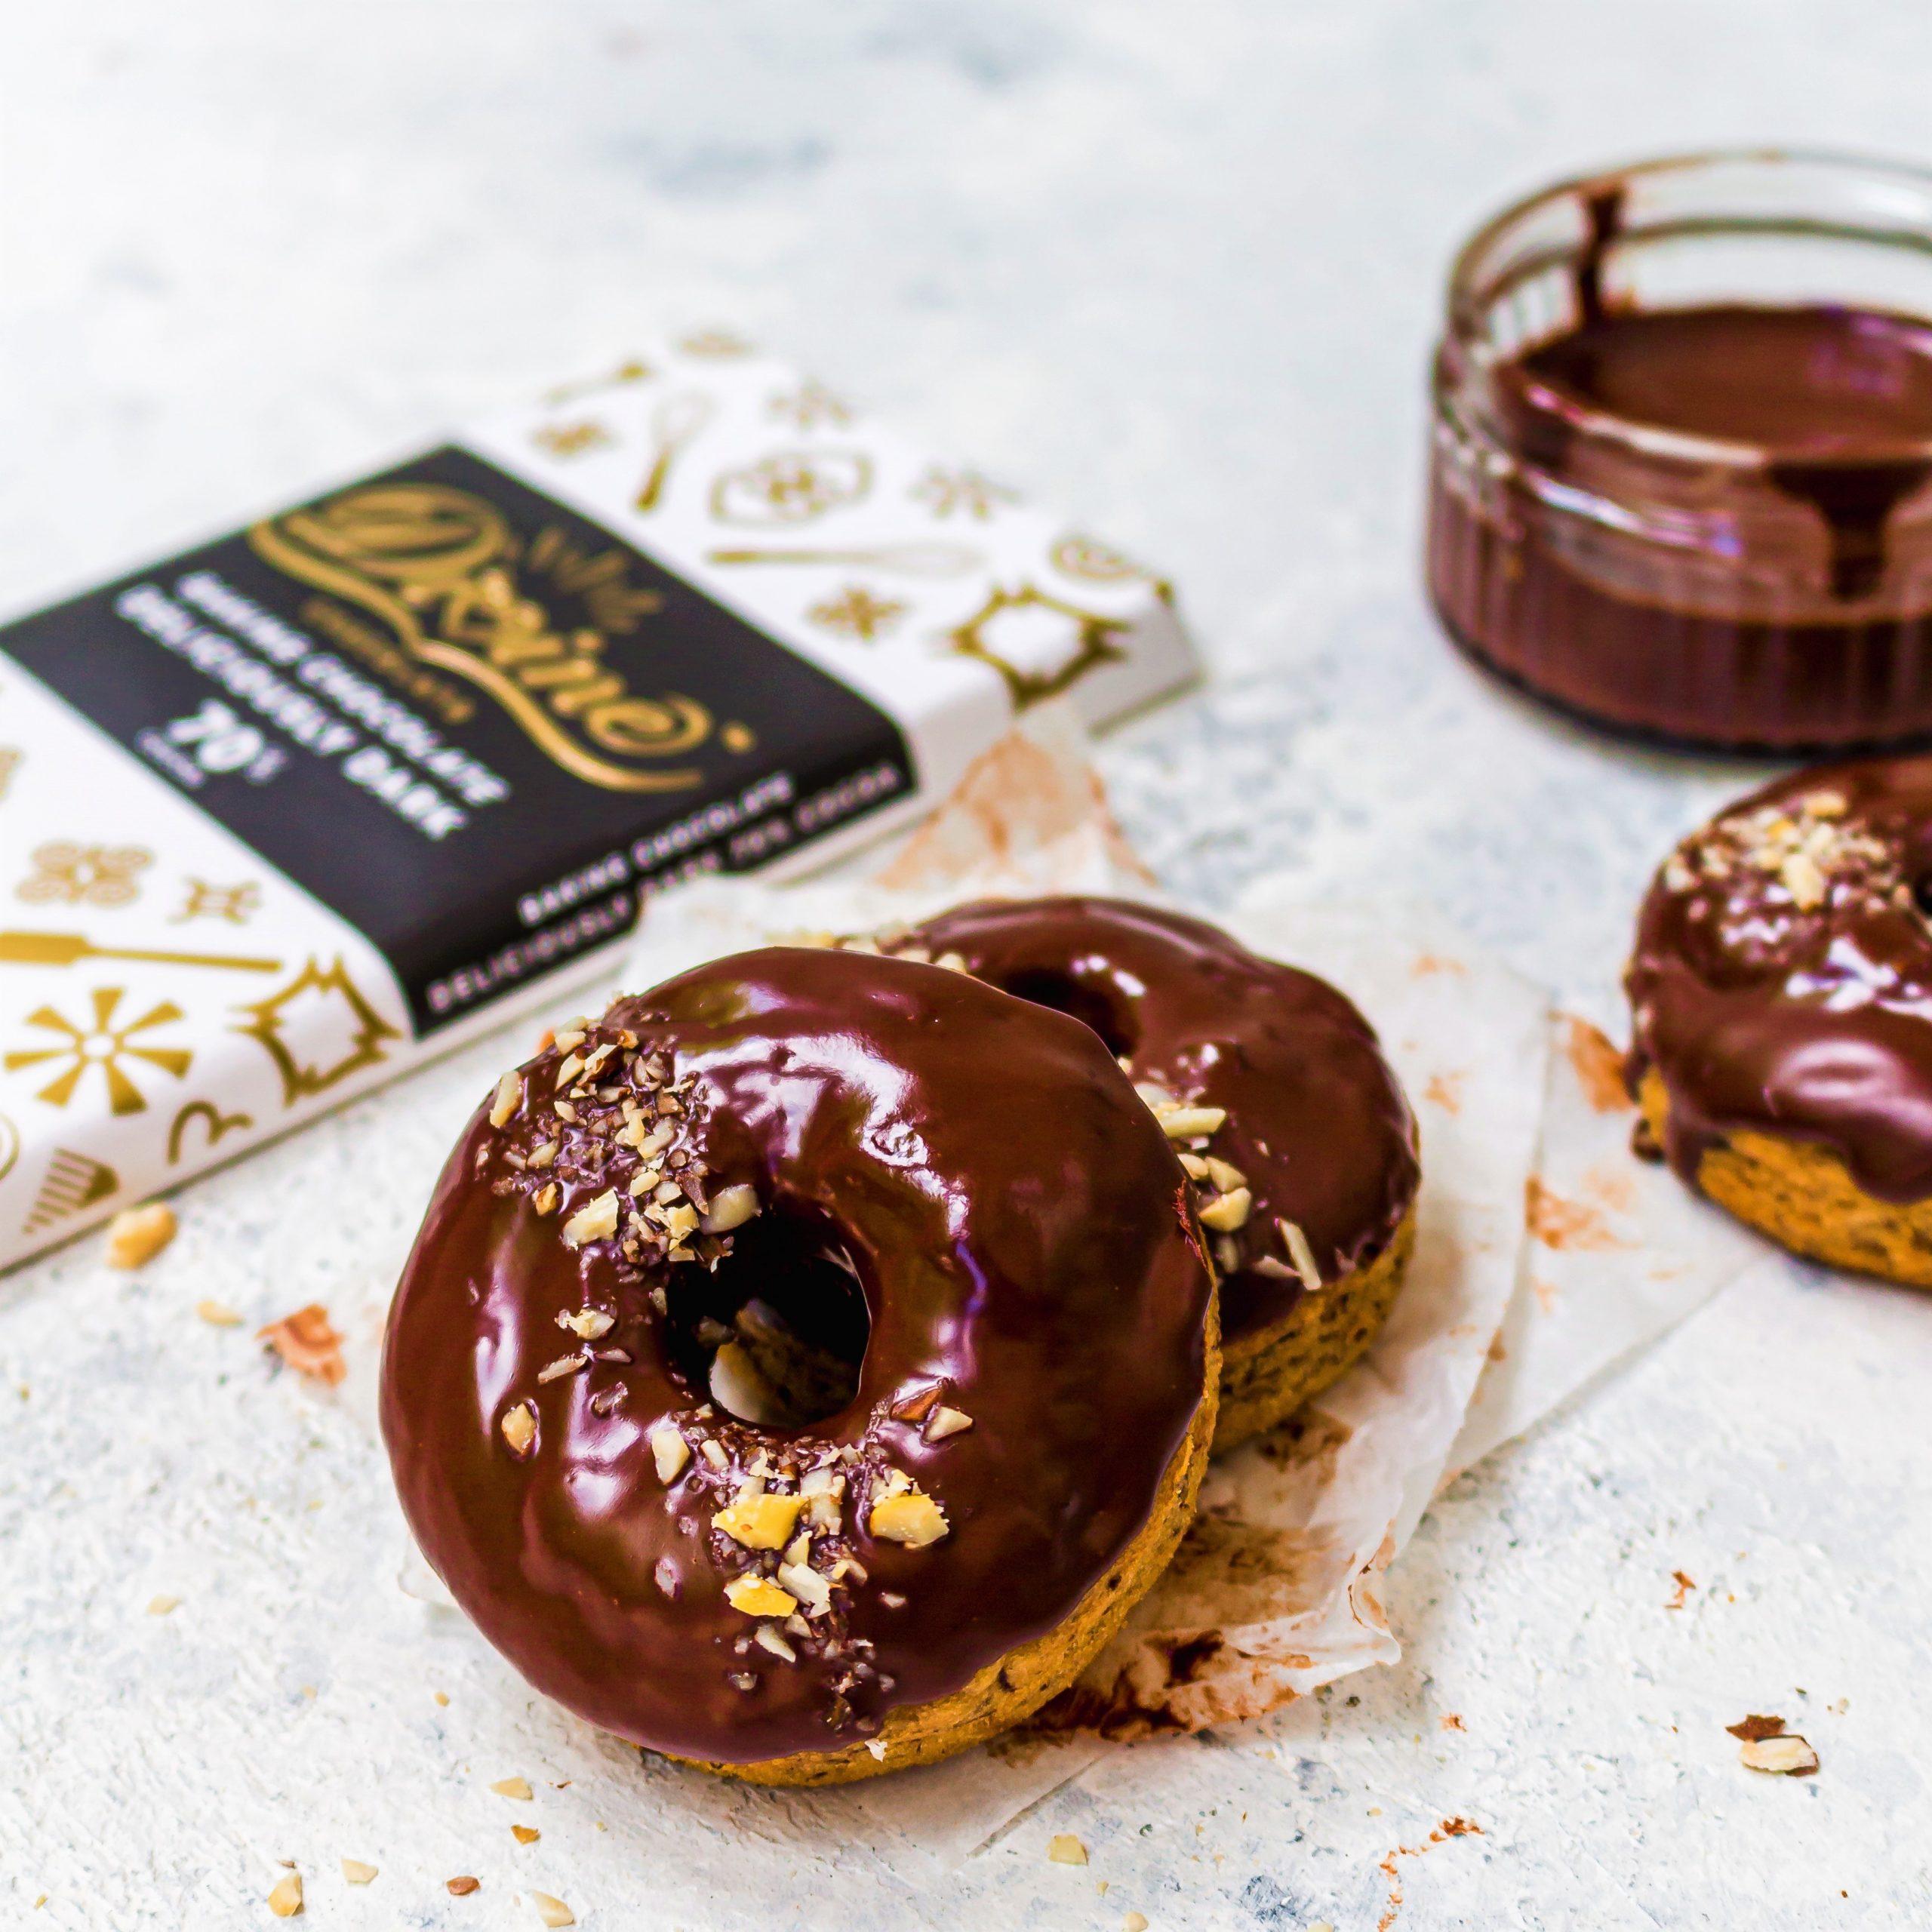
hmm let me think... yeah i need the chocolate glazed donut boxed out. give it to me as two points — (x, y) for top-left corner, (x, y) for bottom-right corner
(1629, 756), (1932, 1286)
(890, 898), (1420, 1449)
(380, 947), (1217, 1783)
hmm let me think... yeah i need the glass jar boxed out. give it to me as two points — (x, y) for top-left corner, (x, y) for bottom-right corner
(1427, 149), (1932, 752)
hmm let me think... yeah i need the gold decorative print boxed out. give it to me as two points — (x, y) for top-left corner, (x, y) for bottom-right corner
(233, 958), (400, 1107)
(522, 527), (663, 633)
(531, 420), (614, 460)
(168, 1098), (256, 1163)
(172, 879), (263, 926)
(22, 1149), (119, 1234)
(911, 466), (1018, 521)
(721, 722), (758, 755)
(5, 989), (193, 1115)
(0, 931), (279, 974)
(0, 748), (19, 802)
(709, 451), (872, 528)
(705, 541), (981, 578)
(677, 328), (755, 359)
(946, 583), (1130, 709)
(1051, 531), (1173, 601)
(807, 585), (907, 642)
(633, 393), (716, 513)
(0, 1112), (17, 1184)
(248, 485), (712, 795)
(543, 358), (653, 406)
(768, 379), (854, 430)
(17, 841), (153, 909)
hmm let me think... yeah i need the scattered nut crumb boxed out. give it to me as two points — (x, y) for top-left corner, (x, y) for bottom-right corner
(491, 1776), (534, 1800)
(865, 1737), (888, 1761)
(106, 1202), (177, 1269)
(145, 1594), (180, 1617)
(258, 1305), (346, 1386)
(195, 1299), (242, 1327)
(1726, 1713), (1787, 1743)
(500, 1401), (537, 1456)
(490, 1069), (524, 1128)
(1048, 1834), (1088, 1866)
(531, 1893), (576, 1928)
(1741, 1734), (1819, 1776)
(266, 1872), (303, 1917)
(447, 1875), (481, 1896)
(340, 1859), (377, 1885)
(512, 1825), (541, 1845)
(1124, 1915), (1150, 1932)
(434, 1690), (450, 1706)
(1666, 1570), (1695, 1610)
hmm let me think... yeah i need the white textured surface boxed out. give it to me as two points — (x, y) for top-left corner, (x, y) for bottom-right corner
(5, 5), (1932, 1927)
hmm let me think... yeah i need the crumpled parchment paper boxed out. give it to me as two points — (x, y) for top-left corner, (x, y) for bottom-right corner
(367, 706), (1761, 1867)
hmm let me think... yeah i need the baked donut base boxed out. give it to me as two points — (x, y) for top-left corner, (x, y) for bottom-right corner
(1638, 1069), (1932, 1291)
(1211, 1208), (1417, 1454)
(667, 1298), (1222, 1786)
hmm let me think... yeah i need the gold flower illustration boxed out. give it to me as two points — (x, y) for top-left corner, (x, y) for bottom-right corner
(912, 466), (1018, 521)
(5, 987), (192, 1115)
(18, 842), (152, 909)
(768, 379), (854, 430)
(531, 420), (615, 459)
(172, 879), (262, 926)
(232, 958), (399, 1107)
(807, 585), (906, 642)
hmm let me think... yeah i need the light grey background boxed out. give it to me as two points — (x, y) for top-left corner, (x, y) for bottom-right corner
(4, 5), (1931, 1927)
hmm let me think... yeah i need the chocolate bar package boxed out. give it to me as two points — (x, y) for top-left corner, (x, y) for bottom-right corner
(0, 332), (1194, 1267)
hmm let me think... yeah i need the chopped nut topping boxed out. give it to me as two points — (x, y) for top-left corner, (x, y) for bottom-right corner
(557, 1307), (615, 1340)
(500, 1402), (537, 1457)
(754, 1624), (798, 1663)
(777, 1560), (833, 1615)
(531, 1893), (577, 1928)
(106, 1202), (177, 1270)
(700, 1439), (728, 1470)
(537, 1353), (587, 1384)
(258, 1304), (346, 1386)
(715, 1490), (807, 1551)
(865, 1737), (888, 1761)
(724, 1574), (798, 1617)
(1124, 1914), (1150, 1932)
(511, 1825), (540, 1845)
(490, 1776), (534, 1800)
(1048, 1833), (1088, 1865)
(1740, 1734), (1819, 1776)
(532, 1183), (561, 1217)
(924, 1405), (973, 1442)
(1156, 1103), (1226, 1140)
(1204, 1156), (1247, 1193)
(266, 1872), (303, 1917)
(703, 1182), (761, 1233)
(340, 1859), (377, 1885)
(1198, 1186), (1254, 1232)
(653, 1557), (678, 1596)
(869, 1473), (949, 1547)
(650, 1426), (691, 1483)
(1278, 1217), (1322, 1293)
(489, 1070), (523, 1128)
(447, 1875), (481, 1896)
(553, 1027), (586, 1054)
(561, 1189), (620, 1247)
(195, 1300), (242, 1327)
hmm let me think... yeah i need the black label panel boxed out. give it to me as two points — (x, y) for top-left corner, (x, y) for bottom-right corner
(1, 446), (913, 1034)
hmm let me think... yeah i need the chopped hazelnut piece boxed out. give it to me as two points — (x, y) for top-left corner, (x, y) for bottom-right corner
(1204, 1156), (1247, 1193)
(511, 1825), (541, 1845)
(447, 1875), (481, 1896)
(650, 1426), (691, 1483)
(195, 1300), (242, 1327)
(777, 1560), (832, 1615)
(754, 1624), (798, 1662)
(106, 1202), (177, 1270)
(489, 1070), (523, 1128)
(553, 1027), (586, 1054)
(1048, 1833), (1088, 1865)
(702, 1182), (761, 1233)
(724, 1574), (798, 1617)
(532, 1183), (561, 1217)
(715, 1490), (807, 1550)
(661, 1201), (700, 1244)
(699, 1439), (728, 1470)
(531, 1894), (577, 1928)
(865, 1737), (888, 1761)
(558, 1308), (615, 1340)
(500, 1401), (537, 1457)
(1740, 1734), (1819, 1775)
(146, 1594), (180, 1616)
(1158, 1104), (1226, 1140)
(1123, 1915), (1149, 1932)
(490, 1776), (534, 1800)
(1278, 1217), (1323, 1293)
(266, 1872), (303, 1916)
(561, 1189), (620, 1247)
(259, 1304), (346, 1386)
(924, 1405), (973, 1442)
(1780, 851), (1827, 909)
(340, 1859), (377, 1886)
(537, 1353), (586, 1384)
(1197, 1186), (1253, 1232)
(869, 1478), (949, 1547)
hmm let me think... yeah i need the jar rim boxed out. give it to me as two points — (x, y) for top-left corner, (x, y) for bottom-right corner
(1444, 146), (1932, 472)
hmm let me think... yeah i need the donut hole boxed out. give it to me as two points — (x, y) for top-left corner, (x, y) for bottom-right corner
(994, 968), (1137, 1061)
(662, 1206), (869, 1429)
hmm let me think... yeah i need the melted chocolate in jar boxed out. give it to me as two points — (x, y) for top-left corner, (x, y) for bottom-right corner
(380, 947), (1214, 1765)
(902, 898), (1420, 1343)
(1628, 755), (1932, 1199)
(1431, 208), (1932, 747)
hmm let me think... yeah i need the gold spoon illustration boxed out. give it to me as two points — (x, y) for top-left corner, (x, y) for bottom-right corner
(706, 542), (983, 578)
(0, 931), (281, 974)
(635, 392), (716, 512)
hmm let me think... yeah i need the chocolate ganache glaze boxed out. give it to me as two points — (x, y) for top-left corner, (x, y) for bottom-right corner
(1629, 756), (1932, 1200)
(380, 946), (1214, 1766)
(894, 898), (1420, 1342)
